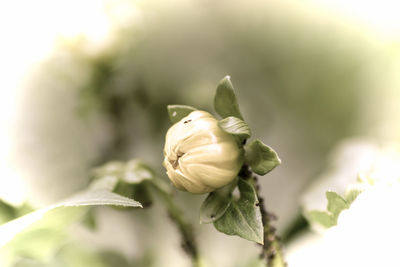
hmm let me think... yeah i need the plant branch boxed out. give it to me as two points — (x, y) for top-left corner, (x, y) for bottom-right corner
(239, 166), (286, 267)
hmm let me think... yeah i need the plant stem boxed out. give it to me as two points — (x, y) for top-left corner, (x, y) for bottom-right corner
(154, 185), (202, 267)
(239, 166), (286, 267)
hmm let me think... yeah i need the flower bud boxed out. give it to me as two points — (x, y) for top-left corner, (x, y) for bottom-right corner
(163, 111), (243, 194)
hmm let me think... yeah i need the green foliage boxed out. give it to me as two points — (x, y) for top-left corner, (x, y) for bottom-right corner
(326, 191), (349, 217)
(0, 200), (16, 224)
(218, 116), (251, 146)
(345, 184), (365, 204)
(214, 179), (264, 244)
(214, 76), (244, 120)
(307, 191), (350, 228)
(200, 181), (236, 224)
(0, 188), (142, 265)
(307, 210), (335, 228)
(245, 139), (281, 175)
(167, 105), (197, 124)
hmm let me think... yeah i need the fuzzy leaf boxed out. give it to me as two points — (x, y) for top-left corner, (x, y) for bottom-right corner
(214, 76), (244, 120)
(200, 182), (236, 224)
(245, 139), (281, 175)
(167, 105), (197, 124)
(214, 179), (264, 244)
(218, 116), (251, 145)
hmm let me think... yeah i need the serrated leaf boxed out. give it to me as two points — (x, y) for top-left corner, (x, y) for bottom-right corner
(0, 190), (142, 247)
(167, 105), (197, 124)
(218, 116), (251, 145)
(200, 182), (236, 224)
(214, 179), (264, 244)
(307, 210), (335, 228)
(245, 139), (281, 175)
(326, 191), (349, 218)
(214, 76), (244, 120)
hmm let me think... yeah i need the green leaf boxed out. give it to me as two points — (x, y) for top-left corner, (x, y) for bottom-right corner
(0, 200), (16, 224)
(245, 139), (281, 175)
(0, 190), (142, 248)
(214, 179), (264, 244)
(167, 105), (197, 124)
(214, 76), (244, 120)
(326, 191), (349, 218)
(123, 159), (154, 184)
(59, 190), (142, 208)
(307, 210), (335, 228)
(199, 182), (236, 224)
(218, 116), (251, 145)
(81, 208), (97, 231)
(345, 184), (364, 204)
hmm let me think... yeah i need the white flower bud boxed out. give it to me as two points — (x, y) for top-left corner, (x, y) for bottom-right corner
(163, 111), (243, 194)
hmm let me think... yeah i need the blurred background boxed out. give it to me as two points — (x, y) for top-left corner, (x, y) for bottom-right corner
(0, 0), (400, 266)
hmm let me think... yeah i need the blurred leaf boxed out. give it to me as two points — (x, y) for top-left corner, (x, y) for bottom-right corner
(167, 105), (197, 124)
(57, 243), (108, 267)
(92, 161), (125, 179)
(99, 250), (132, 267)
(90, 175), (119, 191)
(0, 200), (16, 224)
(307, 210), (334, 228)
(214, 76), (244, 120)
(0, 190), (142, 248)
(245, 139), (281, 175)
(218, 117), (251, 145)
(123, 160), (155, 184)
(306, 191), (350, 228)
(200, 181), (236, 224)
(132, 182), (153, 208)
(326, 191), (349, 218)
(81, 208), (97, 231)
(214, 179), (263, 244)
(345, 184), (365, 204)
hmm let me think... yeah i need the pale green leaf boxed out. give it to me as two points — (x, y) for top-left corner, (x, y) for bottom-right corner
(214, 76), (244, 120)
(245, 139), (281, 175)
(167, 105), (197, 124)
(218, 116), (251, 145)
(345, 184), (365, 204)
(307, 210), (335, 228)
(214, 179), (264, 244)
(0, 190), (142, 248)
(326, 191), (349, 218)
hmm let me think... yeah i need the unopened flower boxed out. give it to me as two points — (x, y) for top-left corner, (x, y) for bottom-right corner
(163, 111), (243, 194)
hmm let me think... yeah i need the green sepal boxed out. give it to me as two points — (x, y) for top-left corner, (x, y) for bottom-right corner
(167, 105), (197, 124)
(245, 139), (281, 175)
(214, 76), (244, 120)
(218, 116), (251, 146)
